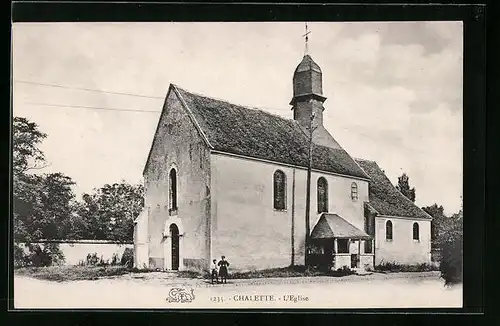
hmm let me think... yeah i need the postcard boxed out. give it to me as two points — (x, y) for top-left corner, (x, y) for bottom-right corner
(12, 20), (463, 309)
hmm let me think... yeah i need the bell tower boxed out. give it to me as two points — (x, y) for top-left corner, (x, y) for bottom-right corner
(290, 24), (327, 129)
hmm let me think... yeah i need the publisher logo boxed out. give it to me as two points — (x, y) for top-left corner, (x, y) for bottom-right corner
(166, 287), (196, 303)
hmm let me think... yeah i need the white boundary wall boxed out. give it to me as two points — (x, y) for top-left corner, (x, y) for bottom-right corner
(17, 240), (134, 266)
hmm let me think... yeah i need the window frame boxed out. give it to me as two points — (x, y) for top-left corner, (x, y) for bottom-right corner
(273, 170), (287, 211)
(169, 167), (178, 214)
(317, 176), (329, 213)
(412, 222), (420, 242)
(385, 220), (393, 241)
(351, 182), (358, 201)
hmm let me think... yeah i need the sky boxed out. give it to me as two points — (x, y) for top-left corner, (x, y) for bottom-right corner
(12, 22), (463, 215)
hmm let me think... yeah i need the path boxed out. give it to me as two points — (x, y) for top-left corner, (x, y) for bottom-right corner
(14, 271), (462, 309)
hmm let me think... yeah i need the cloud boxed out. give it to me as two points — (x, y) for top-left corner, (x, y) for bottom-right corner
(326, 81), (462, 215)
(12, 22), (463, 214)
(323, 23), (463, 117)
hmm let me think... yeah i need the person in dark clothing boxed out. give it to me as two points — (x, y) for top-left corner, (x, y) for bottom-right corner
(211, 259), (219, 284)
(217, 256), (230, 284)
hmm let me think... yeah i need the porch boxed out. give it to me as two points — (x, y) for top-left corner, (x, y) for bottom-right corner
(309, 213), (374, 271)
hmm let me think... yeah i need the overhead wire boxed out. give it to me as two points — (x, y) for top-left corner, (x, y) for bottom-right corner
(15, 80), (438, 155)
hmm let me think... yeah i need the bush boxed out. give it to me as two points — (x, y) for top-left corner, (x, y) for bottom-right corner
(14, 243), (30, 268)
(331, 266), (356, 276)
(121, 248), (134, 268)
(439, 230), (463, 285)
(80, 250), (132, 267)
(437, 211), (463, 285)
(15, 243), (65, 268)
(110, 253), (119, 266)
(375, 261), (438, 273)
(85, 253), (100, 266)
(97, 255), (109, 267)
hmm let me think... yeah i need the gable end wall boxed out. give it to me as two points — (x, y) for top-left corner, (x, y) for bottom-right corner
(143, 90), (211, 271)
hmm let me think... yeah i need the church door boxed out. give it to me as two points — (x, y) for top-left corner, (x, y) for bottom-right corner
(170, 224), (179, 270)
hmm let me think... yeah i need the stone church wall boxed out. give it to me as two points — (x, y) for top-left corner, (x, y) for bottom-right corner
(374, 216), (431, 265)
(210, 152), (369, 272)
(143, 88), (211, 271)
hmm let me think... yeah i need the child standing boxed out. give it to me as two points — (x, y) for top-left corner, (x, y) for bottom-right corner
(211, 259), (219, 284)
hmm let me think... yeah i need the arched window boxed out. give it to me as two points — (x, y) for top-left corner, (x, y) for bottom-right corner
(317, 177), (328, 213)
(169, 168), (178, 211)
(351, 182), (358, 200)
(273, 170), (286, 210)
(413, 222), (420, 241)
(386, 220), (393, 240)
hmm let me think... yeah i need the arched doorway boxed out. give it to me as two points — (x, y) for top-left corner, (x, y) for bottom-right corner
(170, 224), (180, 270)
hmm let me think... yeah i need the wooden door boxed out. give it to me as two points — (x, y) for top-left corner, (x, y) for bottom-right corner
(170, 224), (179, 270)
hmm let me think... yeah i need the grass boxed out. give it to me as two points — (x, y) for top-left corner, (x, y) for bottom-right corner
(177, 270), (206, 279)
(16, 263), (439, 283)
(375, 262), (439, 273)
(178, 265), (357, 280)
(14, 265), (133, 282)
(230, 266), (357, 279)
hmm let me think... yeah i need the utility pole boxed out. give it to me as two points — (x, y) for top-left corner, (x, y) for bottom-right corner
(304, 112), (316, 267)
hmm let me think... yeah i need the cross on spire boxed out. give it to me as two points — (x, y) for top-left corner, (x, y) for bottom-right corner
(302, 22), (311, 55)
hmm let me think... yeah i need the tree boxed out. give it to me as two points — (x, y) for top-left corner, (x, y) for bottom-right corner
(396, 173), (416, 202)
(13, 117), (70, 267)
(12, 117), (48, 176)
(14, 172), (77, 242)
(77, 182), (144, 242)
(438, 207), (463, 284)
(422, 204), (447, 249)
(422, 201), (463, 285)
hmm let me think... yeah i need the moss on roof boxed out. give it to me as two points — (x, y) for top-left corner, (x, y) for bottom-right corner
(175, 85), (368, 179)
(356, 159), (431, 220)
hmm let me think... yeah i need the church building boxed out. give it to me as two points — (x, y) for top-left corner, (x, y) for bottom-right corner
(133, 48), (432, 272)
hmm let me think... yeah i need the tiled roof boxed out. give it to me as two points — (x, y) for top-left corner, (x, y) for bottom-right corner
(355, 159), (432, 220)
(174, 85), (369, 179)
(311, 213), (371, 239)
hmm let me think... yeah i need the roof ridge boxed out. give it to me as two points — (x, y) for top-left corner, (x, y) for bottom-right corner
(354, 157), (376, 163)
(364, 160), (432, 219)
(166, 83), (371, 180)
(173, 84), (293, 121)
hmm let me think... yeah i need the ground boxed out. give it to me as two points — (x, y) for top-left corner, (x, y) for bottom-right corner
(14, 271), (462, 309)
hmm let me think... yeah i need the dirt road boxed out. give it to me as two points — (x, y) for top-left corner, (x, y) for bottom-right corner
(14, 271), (462, 309)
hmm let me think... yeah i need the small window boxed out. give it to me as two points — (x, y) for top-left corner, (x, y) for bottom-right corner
(337, 239), (349, 253)
(273, 170), (286, 210)
(317, 177), (328, 213)
(413, 222), (420, 241)
(386, 220), (393, 241)
(169, 168), (178, 211)
(351, 182), (358, 200)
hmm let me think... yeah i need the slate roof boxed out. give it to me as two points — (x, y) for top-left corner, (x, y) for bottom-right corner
(294, 54), (322, 73)
(173, 85), (369, 179)
(355, 159), (432, 220)
(311, 213), (371, 240)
